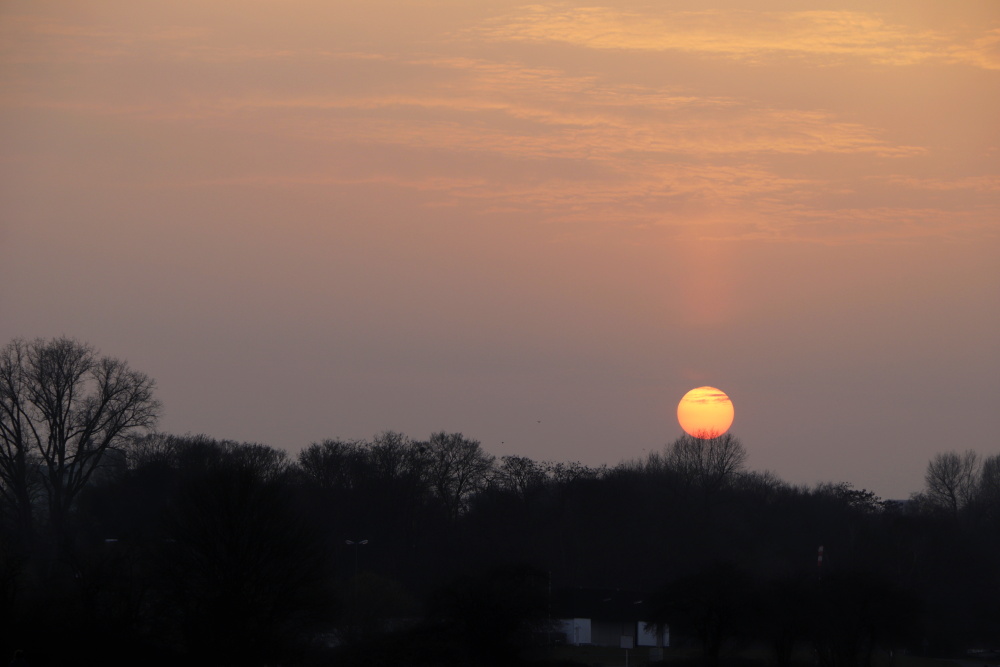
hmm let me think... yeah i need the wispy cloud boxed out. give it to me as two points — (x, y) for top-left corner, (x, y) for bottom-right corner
(122, 55), (918, 160)
(881, 174), (1000, 193)
(0, 14), (214, 63)
(2, 6), (994, 245)
(3, 46), (918, 159)
(474, 6), (1000, 69)
(946, 28), (1000, 70)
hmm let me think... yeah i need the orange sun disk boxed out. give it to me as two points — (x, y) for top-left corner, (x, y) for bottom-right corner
(677, 386), (734, 438)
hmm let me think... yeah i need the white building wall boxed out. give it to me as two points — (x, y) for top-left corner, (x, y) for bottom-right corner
(558, 618), (592, 645)
(637, 622), (669, 647)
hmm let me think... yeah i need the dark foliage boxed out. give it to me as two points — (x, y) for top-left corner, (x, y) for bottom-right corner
(0, 411), (996, 666)
(646, 562), (755, 667)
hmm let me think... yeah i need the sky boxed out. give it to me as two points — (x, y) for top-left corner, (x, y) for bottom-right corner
(1, 0), (998, 499)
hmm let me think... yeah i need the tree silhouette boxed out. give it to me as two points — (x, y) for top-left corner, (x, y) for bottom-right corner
(647, 562), (754, 667)
(812, 571), (919, 667)
(162, 448), (332, 666)
(920, 450), (980, 516)
(423, 432), (494, 521)
(662, 433), (747, 497)
(0, 337), (159, 548)
(427, 563), (552, 666)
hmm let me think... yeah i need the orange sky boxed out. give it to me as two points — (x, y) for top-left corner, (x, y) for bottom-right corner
(1, 0), (998, 498)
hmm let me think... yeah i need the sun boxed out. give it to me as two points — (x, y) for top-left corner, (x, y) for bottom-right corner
(677, 386), (734, 439)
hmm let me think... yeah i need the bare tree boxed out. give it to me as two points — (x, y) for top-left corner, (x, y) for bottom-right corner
(493, 455), (547, 501)
(368, 430), (427, 483)
(664, 433), (748, 493)
(953, 452), (1000, 524)
(544, 460), (603, 485)
(0, 337), (160, 540)
(227, 442), (290, 482)
(923, 450), (980, 516)
(423, 432), (495, 520)
(978, 454), (1000, 509)
(0, 341), (38, 538)
(121, 431), (178, 470)
(298, 438), (364, 491)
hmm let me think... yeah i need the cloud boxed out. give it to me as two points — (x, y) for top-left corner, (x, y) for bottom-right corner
(946, 28), (1000, 70)
(881, 174), (1000, 193)
(474, 6), (1000, 69)
(145, 55), (919, 160)
(0, 14), (214, 64)
(2, 5), (993, 245)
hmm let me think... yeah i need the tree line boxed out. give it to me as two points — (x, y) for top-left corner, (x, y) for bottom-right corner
(1, 337), (998, 666)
